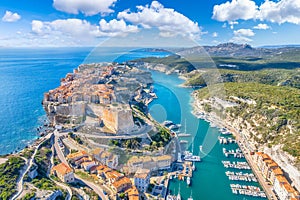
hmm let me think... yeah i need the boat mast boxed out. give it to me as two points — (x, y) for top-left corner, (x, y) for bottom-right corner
(184, 118), (187, 133)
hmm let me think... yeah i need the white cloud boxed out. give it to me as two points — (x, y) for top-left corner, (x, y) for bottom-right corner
(253, 23), (270, 29)
(231, 28), (255, 43)
(31, 20), (45, 34)
(53, 0), (117, 16)
(212, 0), (300, 25)
(31, 18), (139, 40)
(98, 19), (138, 35)
(212, 0), (258, 22)
(229, 21), (238, 29)
(234, 28), (255, 37)
(230, 36), (253, 43)
(212, 32), (218, 37)
(259, 0), (300, 24)
(2, 11), (21, 22)
(117, 1), (202, 39)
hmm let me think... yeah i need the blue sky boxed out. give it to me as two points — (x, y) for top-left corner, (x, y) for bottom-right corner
(0, 0), (299, 47)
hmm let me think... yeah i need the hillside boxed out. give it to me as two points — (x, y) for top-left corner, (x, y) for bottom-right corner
(194, 82), (300, 165)
(184, 68), (300, 89)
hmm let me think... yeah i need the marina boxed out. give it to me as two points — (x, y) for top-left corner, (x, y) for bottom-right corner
(149, 71), (267, 200)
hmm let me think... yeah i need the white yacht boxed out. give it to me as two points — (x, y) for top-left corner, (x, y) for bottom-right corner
(187, 176), (191, 186)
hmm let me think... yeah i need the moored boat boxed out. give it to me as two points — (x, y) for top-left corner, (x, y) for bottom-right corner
(187, 176), (191, 186)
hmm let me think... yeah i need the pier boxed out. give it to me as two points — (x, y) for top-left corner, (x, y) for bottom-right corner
(222, 161), (251, 170)
(225, 171), (257, 182)
(230, 184), (266, 198)
(222, 148), (244, 158)
(218, 136), (236, 144)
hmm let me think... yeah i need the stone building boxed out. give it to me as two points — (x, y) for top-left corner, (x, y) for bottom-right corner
(51, 163), (74, 183)
(102, 104), (134, 134)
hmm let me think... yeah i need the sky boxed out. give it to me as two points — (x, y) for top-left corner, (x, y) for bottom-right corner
(0, 0), (300, 47)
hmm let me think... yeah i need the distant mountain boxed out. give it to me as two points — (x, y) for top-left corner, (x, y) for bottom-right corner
(176, 42), (300, 58)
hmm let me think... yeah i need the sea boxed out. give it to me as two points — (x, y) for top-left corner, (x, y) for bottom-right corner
(0, 47), (264, 199)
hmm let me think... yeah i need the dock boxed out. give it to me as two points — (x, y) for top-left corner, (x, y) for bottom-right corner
(218, 136), (236, 144)
(222, 161), (251, 170)
(225, 171), (257, 182)
(222, 148), (244, 158)
(230, 184), (266, 198)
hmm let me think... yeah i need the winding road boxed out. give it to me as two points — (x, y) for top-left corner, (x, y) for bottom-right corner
(11, 133), (53, 200)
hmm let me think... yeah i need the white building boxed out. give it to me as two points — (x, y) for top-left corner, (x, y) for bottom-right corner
(134, 168), (151, 192)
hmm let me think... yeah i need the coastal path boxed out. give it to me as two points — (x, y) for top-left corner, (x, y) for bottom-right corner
(12, 133), (53, 200)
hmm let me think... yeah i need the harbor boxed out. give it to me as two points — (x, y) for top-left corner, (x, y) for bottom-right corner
(149, 70), (266, 200)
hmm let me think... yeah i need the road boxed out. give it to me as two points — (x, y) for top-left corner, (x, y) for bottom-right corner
(50, 132), (72, 200)
(74, 174), (109, 200)
(12, 133), (53, 200)
(76, 126), (151, 139)
(54, 130), (108, 200)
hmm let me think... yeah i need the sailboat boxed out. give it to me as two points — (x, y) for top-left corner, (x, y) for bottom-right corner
(178, 119), (191, 137)
(187, 190), (193, 200)
(184, 138), (201, 162)
(177, 183), (181, 200)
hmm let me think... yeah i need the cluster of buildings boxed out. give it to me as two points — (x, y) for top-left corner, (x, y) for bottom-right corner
(124, 155), (172, 174)
(254, 152), (300, 200)
(44, 65), (116, 105)
(66, 149), (118, 170)
(42, 64), (139, 133)
(51, 148), (163, 199)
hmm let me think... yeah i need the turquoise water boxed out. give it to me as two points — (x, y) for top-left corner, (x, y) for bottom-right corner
(0, 47), (169, 155)
(0, 47), (264, 199)
(149, 71), (264, 200)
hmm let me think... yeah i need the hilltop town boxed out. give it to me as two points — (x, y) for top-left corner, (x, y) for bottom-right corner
(42, 63), (153, 133)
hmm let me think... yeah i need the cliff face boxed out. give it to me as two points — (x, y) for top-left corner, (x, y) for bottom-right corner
(43, 102), (86, 124)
